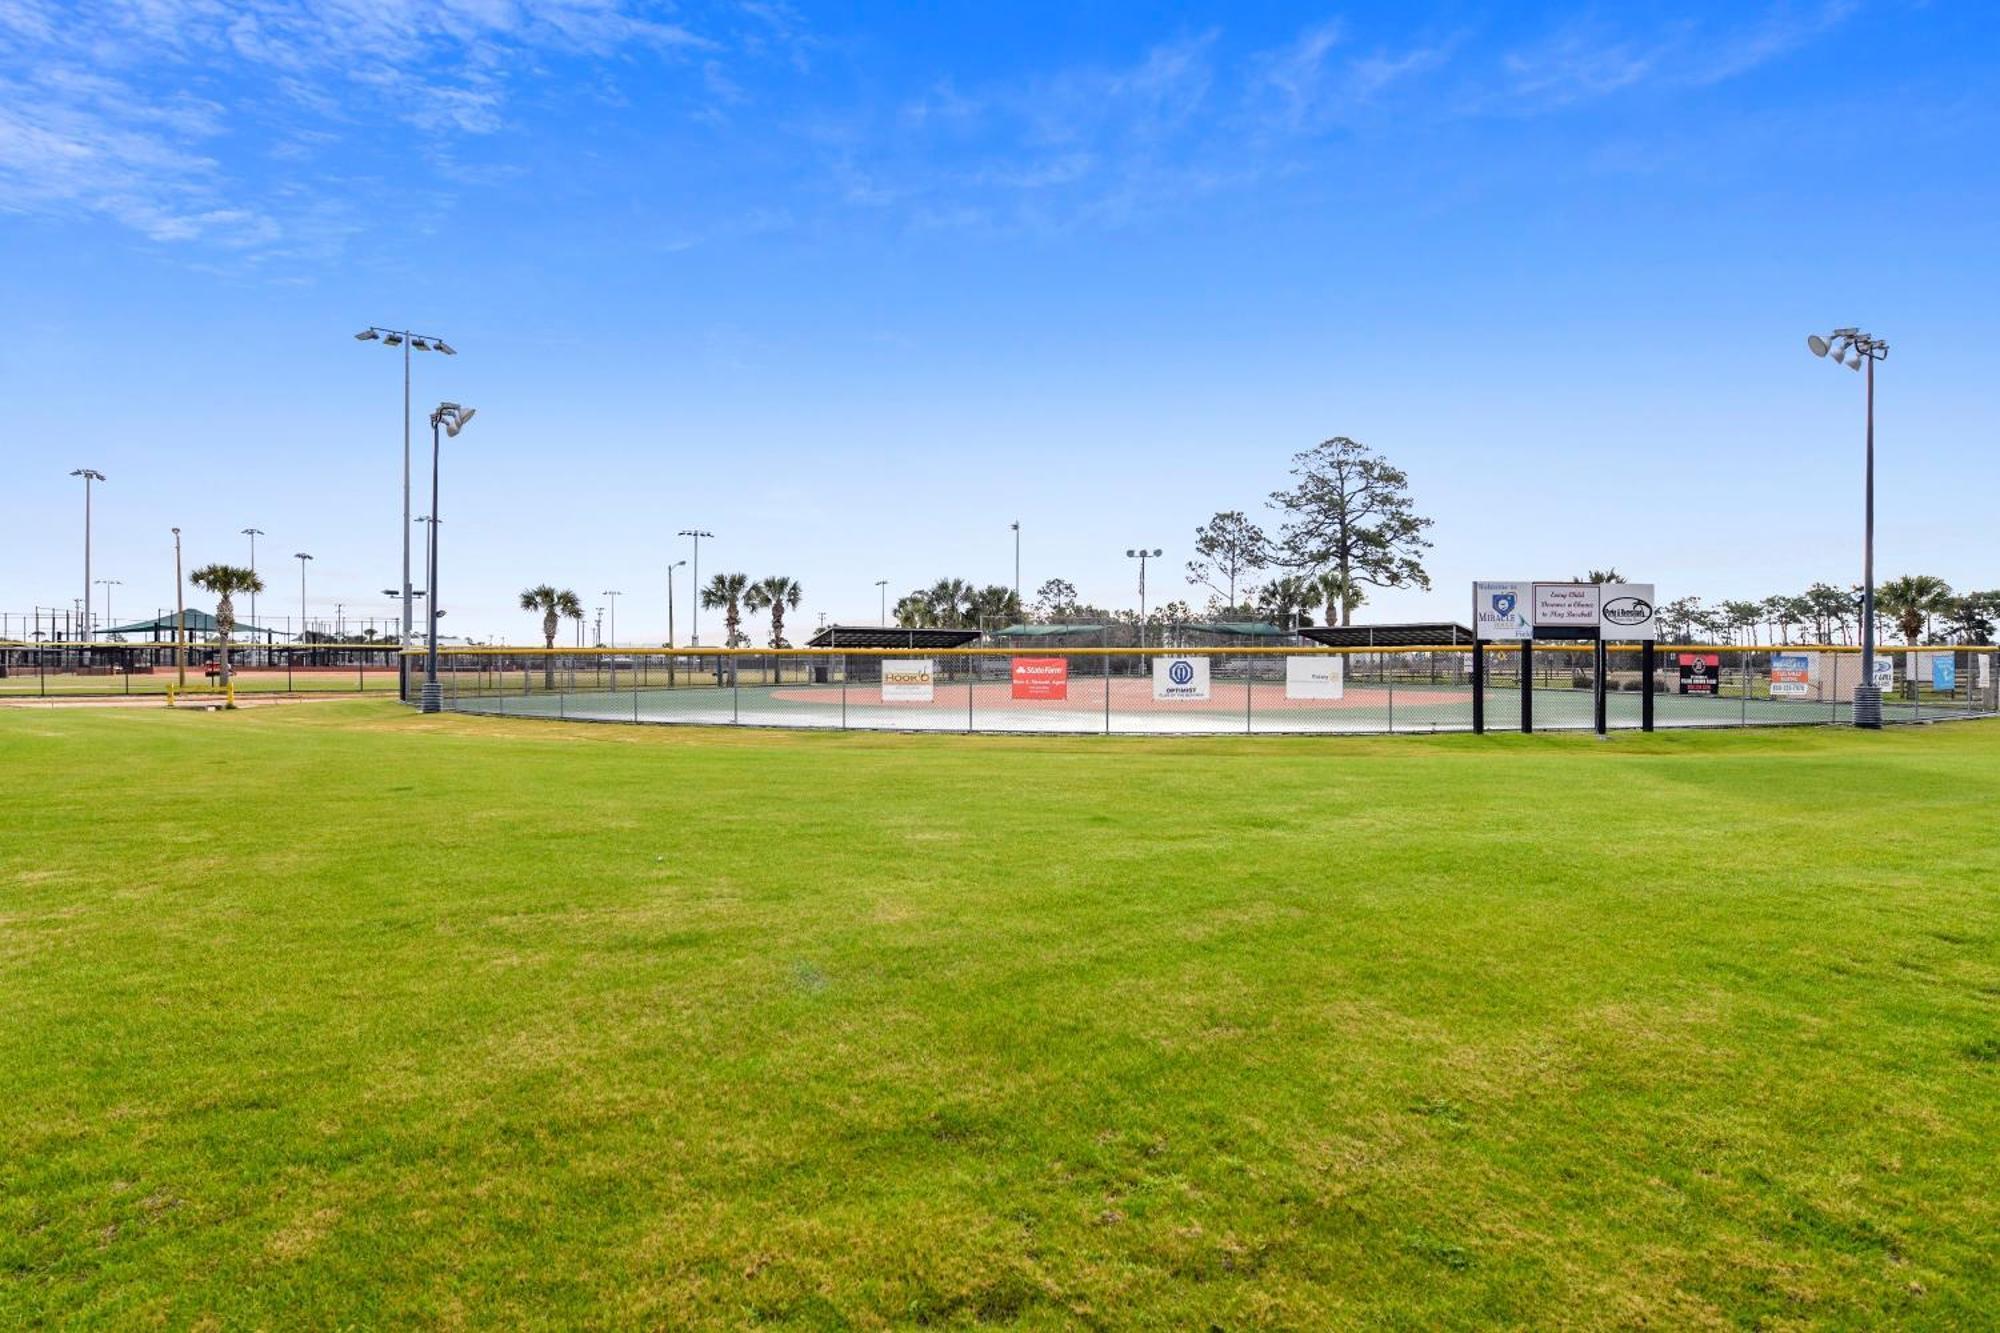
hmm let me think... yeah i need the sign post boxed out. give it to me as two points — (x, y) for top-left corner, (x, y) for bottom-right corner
(1598, 584), (1657, 733)
(1473, 582), (1530, 736)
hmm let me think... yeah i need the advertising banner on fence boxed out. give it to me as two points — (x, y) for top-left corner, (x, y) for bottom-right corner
(1598, 583), (1658, 640)
(1532, 582), (1601, 630)
(1678, 652), (1720, 695)
(1932, 655), (1957, 692)
(1010, 656), (1069, 701)
(1284, 655), (1345, 700)
(1771, 652), (1811, 698)
(1472, 581), (1531, 640)
(1874, 657), (1896, 690)
(881, 659), (935, 703)
(1152, 655), (1210, 701)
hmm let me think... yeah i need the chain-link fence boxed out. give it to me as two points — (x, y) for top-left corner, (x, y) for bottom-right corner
(0, 643), (406, 698)
(408, 644), (2000, 734)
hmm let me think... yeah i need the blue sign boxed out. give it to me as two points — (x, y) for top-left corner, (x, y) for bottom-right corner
(1932, 656), (1956, 691)
(1491, 591), (1516, 617)
(1168, 659), (1195, 686)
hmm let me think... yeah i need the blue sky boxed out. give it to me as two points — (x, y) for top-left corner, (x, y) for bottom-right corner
(4, 0), (1996, 643)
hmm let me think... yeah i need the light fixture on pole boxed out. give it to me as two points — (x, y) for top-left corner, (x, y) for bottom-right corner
(602, 591), (621, 649)
(678, 529), (712, 645)
(875, 578), (888, 627)
(95, 579), (122, 637)
(421, 402), (476, 712)
(70, 469), (105, 641)
(1807, 327), (1888, 729)
(242, 528), (264, 662)
(1011, 521), (1021, 619)
(294, 552), (313, 653)
(172, 527), (187, 688)
(666, 560), (687, 647)
(1126, 547), (1162, 649)
(356, 325), (456, 695)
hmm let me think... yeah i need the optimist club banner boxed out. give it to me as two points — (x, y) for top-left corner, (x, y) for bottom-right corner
(881, 659), (935, 703)
(1152, 656), (1210, 701)
(1010, 656), (1068, 701)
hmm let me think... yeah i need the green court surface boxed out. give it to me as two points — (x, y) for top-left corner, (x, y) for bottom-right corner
(4, 703), (1996, 1325)
(448, 678), (1967, 733)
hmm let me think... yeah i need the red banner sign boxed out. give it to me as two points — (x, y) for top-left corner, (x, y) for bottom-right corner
(1011, 656), (1068, 701)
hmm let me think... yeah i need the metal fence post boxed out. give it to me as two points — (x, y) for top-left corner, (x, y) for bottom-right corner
(732, 654), (740, 724)
(1520, 642), (1534, 733)
(1741, 648), (1750, 726)
(967, 652), (976, 733)
(1641, 640), (1656, 732)
(1472, 640), (1485, 734)
(840, 653), (848, 730)
(1387, 659), (1396, 733)
(1245, 654), (1253, 734)
(1103, 636), (1111, 735)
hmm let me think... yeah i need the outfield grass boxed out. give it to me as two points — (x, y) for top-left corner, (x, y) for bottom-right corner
(3, 703), (1996, 1326)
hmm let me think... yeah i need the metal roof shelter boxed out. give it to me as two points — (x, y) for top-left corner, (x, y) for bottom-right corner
(805, 624), (983, 650)
(101, 611), (283, 641)
(1299, 622), (1477, 647)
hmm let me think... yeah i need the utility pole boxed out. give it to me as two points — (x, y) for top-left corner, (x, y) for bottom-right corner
(172, 529), (187, 688)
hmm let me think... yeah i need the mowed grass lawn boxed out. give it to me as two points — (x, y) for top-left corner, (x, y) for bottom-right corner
(3, 704), (1997, 1328)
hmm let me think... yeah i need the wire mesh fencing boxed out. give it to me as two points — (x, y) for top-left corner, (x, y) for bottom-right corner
(413, 644), (2000, 735)
(0, 643), (407, 698)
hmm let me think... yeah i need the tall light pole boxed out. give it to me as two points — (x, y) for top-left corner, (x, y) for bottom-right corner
(875, 578), (888, 626)
(355, 327), (457, 691)
(70, 469), (105, 641)
(1011, 520), (1021, 619)
(1126, 547), (1162, 648)
(602, 590), (621, 648)
(294, 552), (313, 654)
(678, 529), (712, 644)
(95, 579), (122, 637)
(667, 560), (687, 646)
(172, 527), (187, 687)
(1808, 328), (1888, 729)
(422, 402), (476, 712)
(242, 528), (264, 662)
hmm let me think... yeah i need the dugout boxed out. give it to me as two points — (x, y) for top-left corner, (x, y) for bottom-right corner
(804, 625), (982, 683)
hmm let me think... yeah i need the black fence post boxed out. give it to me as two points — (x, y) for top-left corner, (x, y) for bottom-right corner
(1520, 640), (1533, 734)
(1593, 637), (1608, 736)
(1641, 641), (1656, 732)
(1472, 639), (1485, 734)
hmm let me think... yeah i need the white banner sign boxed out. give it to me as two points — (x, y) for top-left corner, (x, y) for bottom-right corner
(1152, 655), (1210, 701)
(1285, 655), (1345, 700)
(1472, 581), (1531, 641)
(1598, 583), (1657, 640)
(881, 659), (935, 702)
(1532, 582), (1600, 629)
(1872, 657), (1895, 689)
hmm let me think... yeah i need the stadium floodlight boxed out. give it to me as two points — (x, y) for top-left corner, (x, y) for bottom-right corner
(678, 529), (713, 644)
(70, 468), (105, 641)
(356, 324), (458, 686)
(1125, 546), (1164, 648)
(420, 402), (477, 712)
(293, 553), (313, 649)
(1807, 326), (1889, 728)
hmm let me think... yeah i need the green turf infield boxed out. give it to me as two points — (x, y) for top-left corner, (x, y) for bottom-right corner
(3, 702), (1996, 1325)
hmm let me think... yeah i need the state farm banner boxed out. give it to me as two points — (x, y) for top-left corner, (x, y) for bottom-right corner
(881, 659), (935, 703)
(1284, 655), (1345, 700)
(1152, 655), (1210, 701)
(1011, 656), (1068, 701)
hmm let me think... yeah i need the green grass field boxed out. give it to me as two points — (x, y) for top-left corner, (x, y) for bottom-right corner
(4, 703), (1996, 1326)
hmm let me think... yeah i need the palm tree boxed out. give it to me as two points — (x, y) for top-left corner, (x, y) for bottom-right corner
(967, 584), (1021, 633)
(1877, 574), (1952, 646)
(745, 575), (804, 648)
(1309, 568), (1365, 628)
(1255, 574), (1318, 631)
(187, 563), (264, 692)
(894, 594), (935, 629)
(519, 585), (583, 688)
(924, 577), (974, 628)
(701, 572), (751, 647)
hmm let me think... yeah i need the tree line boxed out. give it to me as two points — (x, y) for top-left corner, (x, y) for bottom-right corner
(1659, 576), (1999, 647)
